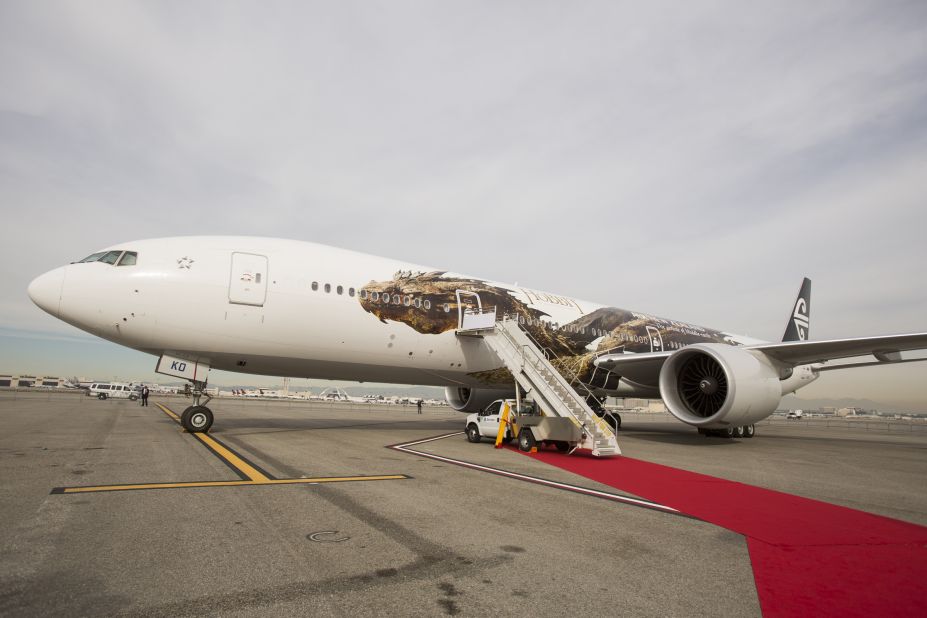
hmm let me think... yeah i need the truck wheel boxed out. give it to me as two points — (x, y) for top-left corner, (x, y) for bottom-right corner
(466, 424), (481, 443)
(501, 436), (513, 445)
(555, 441), (570, 453)
(98, 393), (107, 400)
(518, 429), (536, 452)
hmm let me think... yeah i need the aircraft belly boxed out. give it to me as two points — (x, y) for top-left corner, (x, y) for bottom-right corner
(204, 352), (483, 387)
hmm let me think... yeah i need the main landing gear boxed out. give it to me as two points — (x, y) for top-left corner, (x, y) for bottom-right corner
(181, 380), (214, 433)
(699, 424), (756, 439)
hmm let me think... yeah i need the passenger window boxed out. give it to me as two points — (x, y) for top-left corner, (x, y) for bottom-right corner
(99, 251), (123, 265)
(349, 288), (355, 297)
(403, 296), (411, 307)
(382, 294), (390, 304)
(255, 273), (262, 284)
(117, 251), (138, 266)
(371, 292), (379, 301)
(337, 285), (343, 295)
(393, 294), (401, 304)
(324, 283), (331, 293)
(413, 298), (421, 309)
(443, 303), (450, 313)
(424, 300), (431, 310)
(312, 282), (318, 291)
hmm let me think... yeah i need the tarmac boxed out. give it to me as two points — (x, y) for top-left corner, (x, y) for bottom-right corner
(1, 391), (925, 617)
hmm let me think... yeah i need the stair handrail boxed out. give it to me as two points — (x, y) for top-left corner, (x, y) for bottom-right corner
(496, 315), (597, 418)
(497, 314), (618, 440)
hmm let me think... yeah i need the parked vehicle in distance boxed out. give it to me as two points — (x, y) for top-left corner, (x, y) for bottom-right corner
(88, 382), (138, 401)
(786, 410), (804, 420)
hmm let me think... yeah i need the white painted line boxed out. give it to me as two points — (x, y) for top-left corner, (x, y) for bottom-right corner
(388, 433), (680, 515)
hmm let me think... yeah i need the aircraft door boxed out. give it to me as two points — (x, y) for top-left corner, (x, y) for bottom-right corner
(455, 290), (483, 329)
(646, 326), (664, 353)
(229, 252), (269, 306)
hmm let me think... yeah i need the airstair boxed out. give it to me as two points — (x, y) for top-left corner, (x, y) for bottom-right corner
(458, 309), (621, 457)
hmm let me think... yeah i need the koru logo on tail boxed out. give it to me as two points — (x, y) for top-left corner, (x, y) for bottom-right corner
(792, 298), (809, 341)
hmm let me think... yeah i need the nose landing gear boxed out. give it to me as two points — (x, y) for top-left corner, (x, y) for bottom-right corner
(181, 380), (214, 433)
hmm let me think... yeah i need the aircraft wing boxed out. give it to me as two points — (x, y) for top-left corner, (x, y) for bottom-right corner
(593, 332), (927, 383)
(745, 332), (927, 365)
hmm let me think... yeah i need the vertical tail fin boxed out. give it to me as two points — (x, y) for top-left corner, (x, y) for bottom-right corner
(782, 278), (811, 342)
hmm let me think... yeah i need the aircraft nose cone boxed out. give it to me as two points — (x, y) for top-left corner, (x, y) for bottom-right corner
(28, 267), (65, 318)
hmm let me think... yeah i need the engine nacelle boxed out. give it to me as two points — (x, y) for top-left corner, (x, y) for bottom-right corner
(444, 387), (513, 413)
(658, 344), (782, 428)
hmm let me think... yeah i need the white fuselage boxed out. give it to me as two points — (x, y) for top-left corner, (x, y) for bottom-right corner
(28, 236), (812, 397)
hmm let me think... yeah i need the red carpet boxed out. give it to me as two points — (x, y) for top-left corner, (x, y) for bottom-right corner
(524, 450), (927, 617)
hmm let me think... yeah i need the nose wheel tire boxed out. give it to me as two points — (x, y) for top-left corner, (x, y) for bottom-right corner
(466, 424), (481, 443)
(181, 406), (213, 433)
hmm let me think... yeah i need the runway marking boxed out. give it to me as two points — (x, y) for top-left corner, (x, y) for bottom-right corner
(50, 403), (409, 494)
(387, 432), (682, 516)
(51, 475), (408, 494)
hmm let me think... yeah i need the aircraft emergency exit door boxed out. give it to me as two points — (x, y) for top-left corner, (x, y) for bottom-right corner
(229, 252), (268, 306)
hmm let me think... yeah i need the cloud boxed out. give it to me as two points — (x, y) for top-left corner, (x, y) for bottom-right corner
(1, 1), (925, 406)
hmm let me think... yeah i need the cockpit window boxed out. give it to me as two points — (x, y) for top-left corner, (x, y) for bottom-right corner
(98, 251), (123, 265)
(78, 252), (107, 263)
(117, 251), (137, 266)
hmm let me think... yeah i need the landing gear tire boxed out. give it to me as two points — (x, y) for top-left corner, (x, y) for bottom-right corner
(181, 405), (213, 433)
(744, 424), (756, 438)
(721, 426), (735, 439)
(466, 424), (481, 443)
(98, 393), (107, 400)
(518, 429), (536, 452)
(733, 426), (744, 438)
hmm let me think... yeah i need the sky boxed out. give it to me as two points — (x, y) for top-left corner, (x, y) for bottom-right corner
(1, 1), (925, 410)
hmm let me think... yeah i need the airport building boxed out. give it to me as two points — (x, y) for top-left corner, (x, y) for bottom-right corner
(0, 374), (66, 388)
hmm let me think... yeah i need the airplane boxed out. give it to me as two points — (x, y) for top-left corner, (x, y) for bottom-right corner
(26, 236), (927, 438)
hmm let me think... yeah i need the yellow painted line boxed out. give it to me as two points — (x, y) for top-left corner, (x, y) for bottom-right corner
(54, 474), (408, 494)
(191, 432), (270, 482)
(156, 403), (181, 422)
(156, 403), (269, 482)
(51, 401), (410, 495)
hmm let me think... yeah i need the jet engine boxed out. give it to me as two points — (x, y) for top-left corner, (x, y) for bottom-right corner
(444, 387), (514, 413)
(658, 344), (782, 428)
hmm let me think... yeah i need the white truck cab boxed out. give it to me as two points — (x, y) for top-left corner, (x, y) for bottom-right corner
(465, 399), (530, 444)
